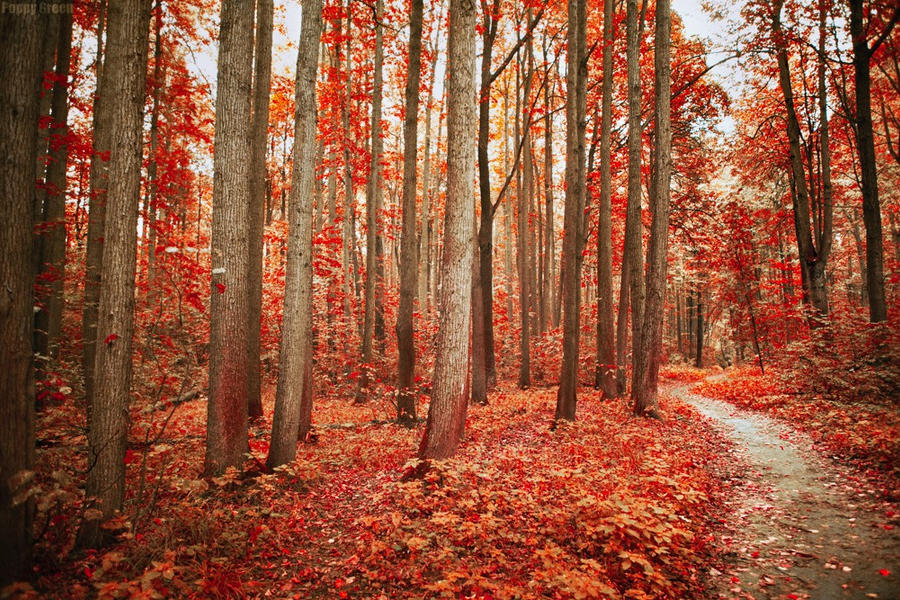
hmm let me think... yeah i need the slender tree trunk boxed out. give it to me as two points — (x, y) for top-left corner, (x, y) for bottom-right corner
(397, 0), (424, 425)
(0, 7), (45, 583)
(418, 28), (436, 312)
(516, 55), (532, 389)
(694, 289), (703, 368)
(556, 0), (586, 420)
(206, 0), (254, 476)
(358, 0), (384, 402)
(78, 0), (151, 547)
(772, 0), (830, 324)
(37, 13), (73, 362)
(248, 0), (274, 419)
(267, 0), (322, 468)
(594, 0), (616, 398)
(341, 3), (354, 338)
(471, 210), (487, 404)
(144, 2), (162, 302)
(849, 0), (889, 322)
(623, 0), (644, 396)
(420, 0), (476, 460)
(633, 0), (672, 417)
(82, 8), (112, 411)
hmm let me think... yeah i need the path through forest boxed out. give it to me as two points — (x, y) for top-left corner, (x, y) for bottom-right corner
(672, 378), (899, 599)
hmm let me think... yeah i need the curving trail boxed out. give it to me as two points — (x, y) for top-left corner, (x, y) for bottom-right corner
(671, 379), (899, 600)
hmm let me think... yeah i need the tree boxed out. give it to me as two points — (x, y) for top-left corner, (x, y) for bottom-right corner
(248, 0), (274, 419)
(358, 0), (385, 402)
(556, 0), (587, 421)
(78, 0), (152, 547)
(268, 0), (323, 469)
(34, 13), (73, 364)
(206, 0), (254, 476)
(622, 0), (645, 397)
(594, 0), (617, 399)
(849, 0), (894, 322)
(397, 0), (424, 425)
(419, 0), (476, 460)
(633, 0), (672, 417)
(771, 0), (832, 325)
(0, 5), (45, 584)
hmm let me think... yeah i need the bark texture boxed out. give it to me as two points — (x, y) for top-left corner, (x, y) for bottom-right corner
(248, 0), (274, 419)
(206, 0), (254, 475)
(79, 0), (151, 548)
(0, 6), (44, 584)
(267, 0), (322, 469)
(420, 0), (476, 460)
(633, 0), (672, 417)
(397, 0), (424, 425)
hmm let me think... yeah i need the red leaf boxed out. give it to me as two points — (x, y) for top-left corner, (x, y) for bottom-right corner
(124, 449), (136, 465)
(879, 569), (891, 577)
(104, 333), (118, 345)
(215, 282), (226, 294)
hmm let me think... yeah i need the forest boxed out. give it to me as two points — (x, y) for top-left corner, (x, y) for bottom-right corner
(0, 0), (898, 597)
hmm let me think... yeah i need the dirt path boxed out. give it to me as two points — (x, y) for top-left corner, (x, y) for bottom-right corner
(671, 379), (899, 600)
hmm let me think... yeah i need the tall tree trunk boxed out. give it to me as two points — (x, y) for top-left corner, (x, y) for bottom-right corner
(144, 2), (162, 302)
(623, 0), (644, 397)
(516, 54), (532, 389)
(267, 0), (322, 468)
(694, 289), (703, 368)
(397, 0), (424, 425)
(633, 0), (672, 417)
(206, 0), (254, 476)
(37, 13), (73, 363)
(849, 0), (890, 322)
(0, 7), (45, 583)
(420, 0), (476, 460)
(82, 6), (112, 411)
(418, 25), (436, 312)
(248, 0), (274, 419)
(358, 0), (384, 402)
(772, 0), (830, 325)
(341, 3), (355, 339)
(594, 0), (616, 398)
(78, 0), (151, 547)
(556, 0), (586, 420)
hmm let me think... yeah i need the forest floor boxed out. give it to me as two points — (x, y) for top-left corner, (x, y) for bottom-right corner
(671, 377), (899, 599)
(11, 368), (899, 599)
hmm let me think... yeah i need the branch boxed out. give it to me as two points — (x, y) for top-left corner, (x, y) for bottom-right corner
(488, 6), (545, 86)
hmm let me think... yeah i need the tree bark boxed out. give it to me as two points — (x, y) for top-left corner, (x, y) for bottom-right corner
(0, 6), (45, 583)
(633, 0), (671, 417)
(419, 0), (476, 460)
(594, 0), (617, 398)
(78, 0), (151, 547)
(849, 0), (889, 322)
(623, 0), (644, 398)
(206, 0), (254, 476)
(248, 0), (274, 419)
(556, 0), (586, 421)
(357, 0), (384, 402)
(397, 0), (424, 425)
(267, 0), (322, 469)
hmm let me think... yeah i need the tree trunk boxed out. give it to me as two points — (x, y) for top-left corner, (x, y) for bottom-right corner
(206, 0), (254, 476)
(78, 0), (151, 547)
(594, 0), (616, 398)
(248, 0), (274, 419)
(772, 0), (830, 324)
(633, 0), (672, 417)
(420, 0), (476, 460)
(358, 0), (384, 402)
(623, 0), (644, 396)
(143, 2), (162, 302)
(397, 0), (424, 425)
(36, 13), (73, 363)
(516, 55), (532, 390)
(556, 0), (586, 421)
(0, 7), (45, 583)
(341, 3), (354, 339)
(267, 0), (322, 469)
(82, 8), (112, 411)
(849, 0), (889, 322)
(694, 289), (703, 368)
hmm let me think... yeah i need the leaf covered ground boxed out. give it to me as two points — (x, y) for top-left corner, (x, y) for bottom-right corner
(18, 382), (741, 600)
